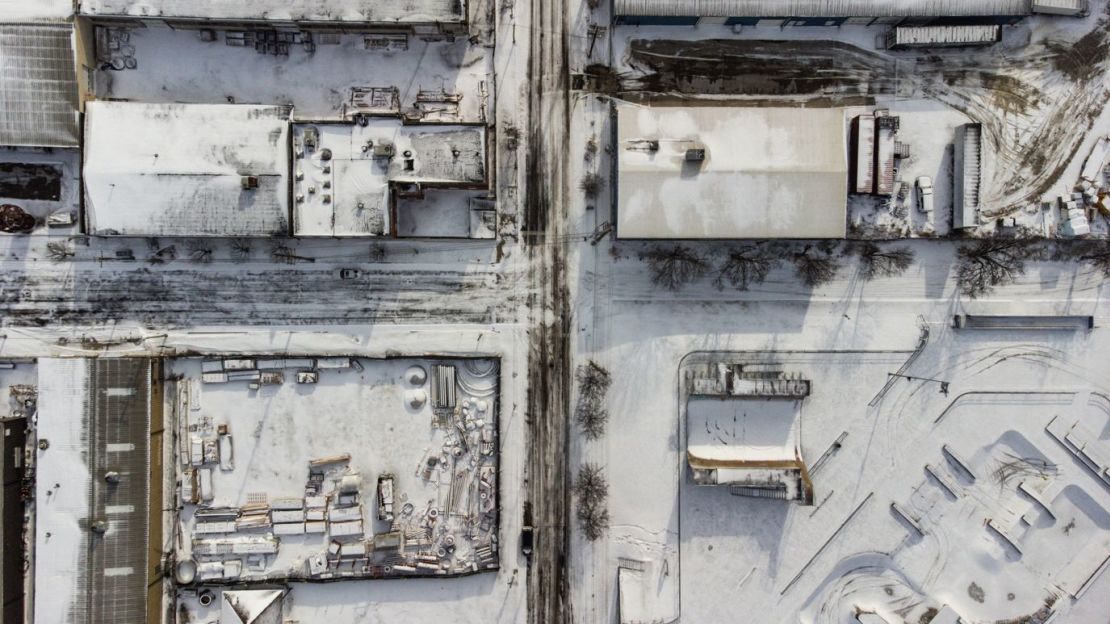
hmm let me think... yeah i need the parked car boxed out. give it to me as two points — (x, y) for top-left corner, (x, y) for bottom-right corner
(521, 502), (534, 558)
(915, 176), (934, 215)
(337, 268), (361, 280)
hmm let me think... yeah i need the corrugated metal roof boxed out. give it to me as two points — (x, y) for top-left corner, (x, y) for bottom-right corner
(614, 0), (1034, 17)
(0, 24), (79, 148)
(80, 0), (466, 23)
(894, 24), (1000, 45)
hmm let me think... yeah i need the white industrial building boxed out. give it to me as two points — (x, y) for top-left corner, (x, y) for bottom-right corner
(292, 121), (490, 238)
(615, 104), (848, 239)
(78, 0), (468, 30)
(83, 102), (291, 237)
(614, 0), (1087, 25)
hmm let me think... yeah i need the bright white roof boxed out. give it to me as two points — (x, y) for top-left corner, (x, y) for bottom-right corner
(686, 397), (800, 464)
(222, 589), (285, 624)
(616, 104), (848, 239)
(84, 101), (291, 237)
(79, 0), (466, 23)
(34, 359), (90, 624)
(0, 0), (73, 21)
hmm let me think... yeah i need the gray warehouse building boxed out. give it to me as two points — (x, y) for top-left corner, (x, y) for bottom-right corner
(614, 0), (1044, 26)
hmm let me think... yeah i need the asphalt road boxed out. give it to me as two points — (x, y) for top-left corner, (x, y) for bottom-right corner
(524, 0), (573, 620)
(0, 261), (519, 328)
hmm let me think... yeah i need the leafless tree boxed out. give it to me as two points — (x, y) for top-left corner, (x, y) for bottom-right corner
(144, 237), (177, 265)
(580, 172), (604, 197)
(502, 123), (520, 151)
(955, 240), (1031, 298)
(791, 243), (839, 288)
(186, 239), (213, 264)
(369, 243), (387, 263)
(853, 242), (915, 280)
(231, 238), (252, 262)
(46, 241), (75, 262)
(575, 361), (611, 439)
(575, 463), (609, 541)
(271, 243), (315, 265)
(641, 245), (710, 290)
(1057, 240), (1110, 278)
(714, 244), (781, 291)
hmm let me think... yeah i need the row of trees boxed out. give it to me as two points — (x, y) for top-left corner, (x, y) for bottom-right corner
(638, 239), (1110, 298)
(47, 238), (391, 265)
(640, 241), (915, 292)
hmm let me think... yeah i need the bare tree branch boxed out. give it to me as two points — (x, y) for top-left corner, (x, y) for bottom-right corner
(186, 239), (213, 264)
(231, 238), (252, 262)
(46, 241), (75, 262)
(956, 240), (1032, 298)
(791, 243), (839, 288)
(574, 464), (609, 541)
(575, 361), (611, 439)
(641, 245), (710, 290)
(714, 244), (781, 291)
(853, 242), (915, 280)
(271, 243), (315, 265)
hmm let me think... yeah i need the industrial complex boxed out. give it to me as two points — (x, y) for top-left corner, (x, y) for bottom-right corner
(1, 0), (1109, 623)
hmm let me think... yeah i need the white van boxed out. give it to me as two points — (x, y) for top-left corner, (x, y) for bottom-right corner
(916, 176), (934, 215)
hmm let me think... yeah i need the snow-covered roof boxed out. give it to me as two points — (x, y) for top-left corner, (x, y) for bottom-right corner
(0, 24), (79, 148)
(221, 589), (285, 624)
(614, 0), (1033, 17)
(79, 0), (466, 24)
(33, 359), (90, 624)
(616, 104), (848, 239)
(293, 121), (487, 237)
(0, 0), (74, 21)
(34, 358), (153, 624)
(83, 101), (291, 237)
(687, 397), (800, 465)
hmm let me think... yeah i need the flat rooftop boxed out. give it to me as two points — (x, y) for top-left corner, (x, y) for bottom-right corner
(293, 121), (487, 237)
(171, 356), (500, 582)
(83, 101), (291, 237)
(616, 104), (848, 239)
(79, 0), (467, 24)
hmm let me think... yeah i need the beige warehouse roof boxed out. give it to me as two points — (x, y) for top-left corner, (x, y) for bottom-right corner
(616, 104), (848, 239)
(614, 0), (1033, 16)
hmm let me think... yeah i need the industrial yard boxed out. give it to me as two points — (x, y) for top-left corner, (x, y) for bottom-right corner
(2, 0), (1110, 624)
(170, 356), (500, 586)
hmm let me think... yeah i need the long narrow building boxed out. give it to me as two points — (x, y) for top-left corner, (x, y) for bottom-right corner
(614, 0), (1036, 25)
